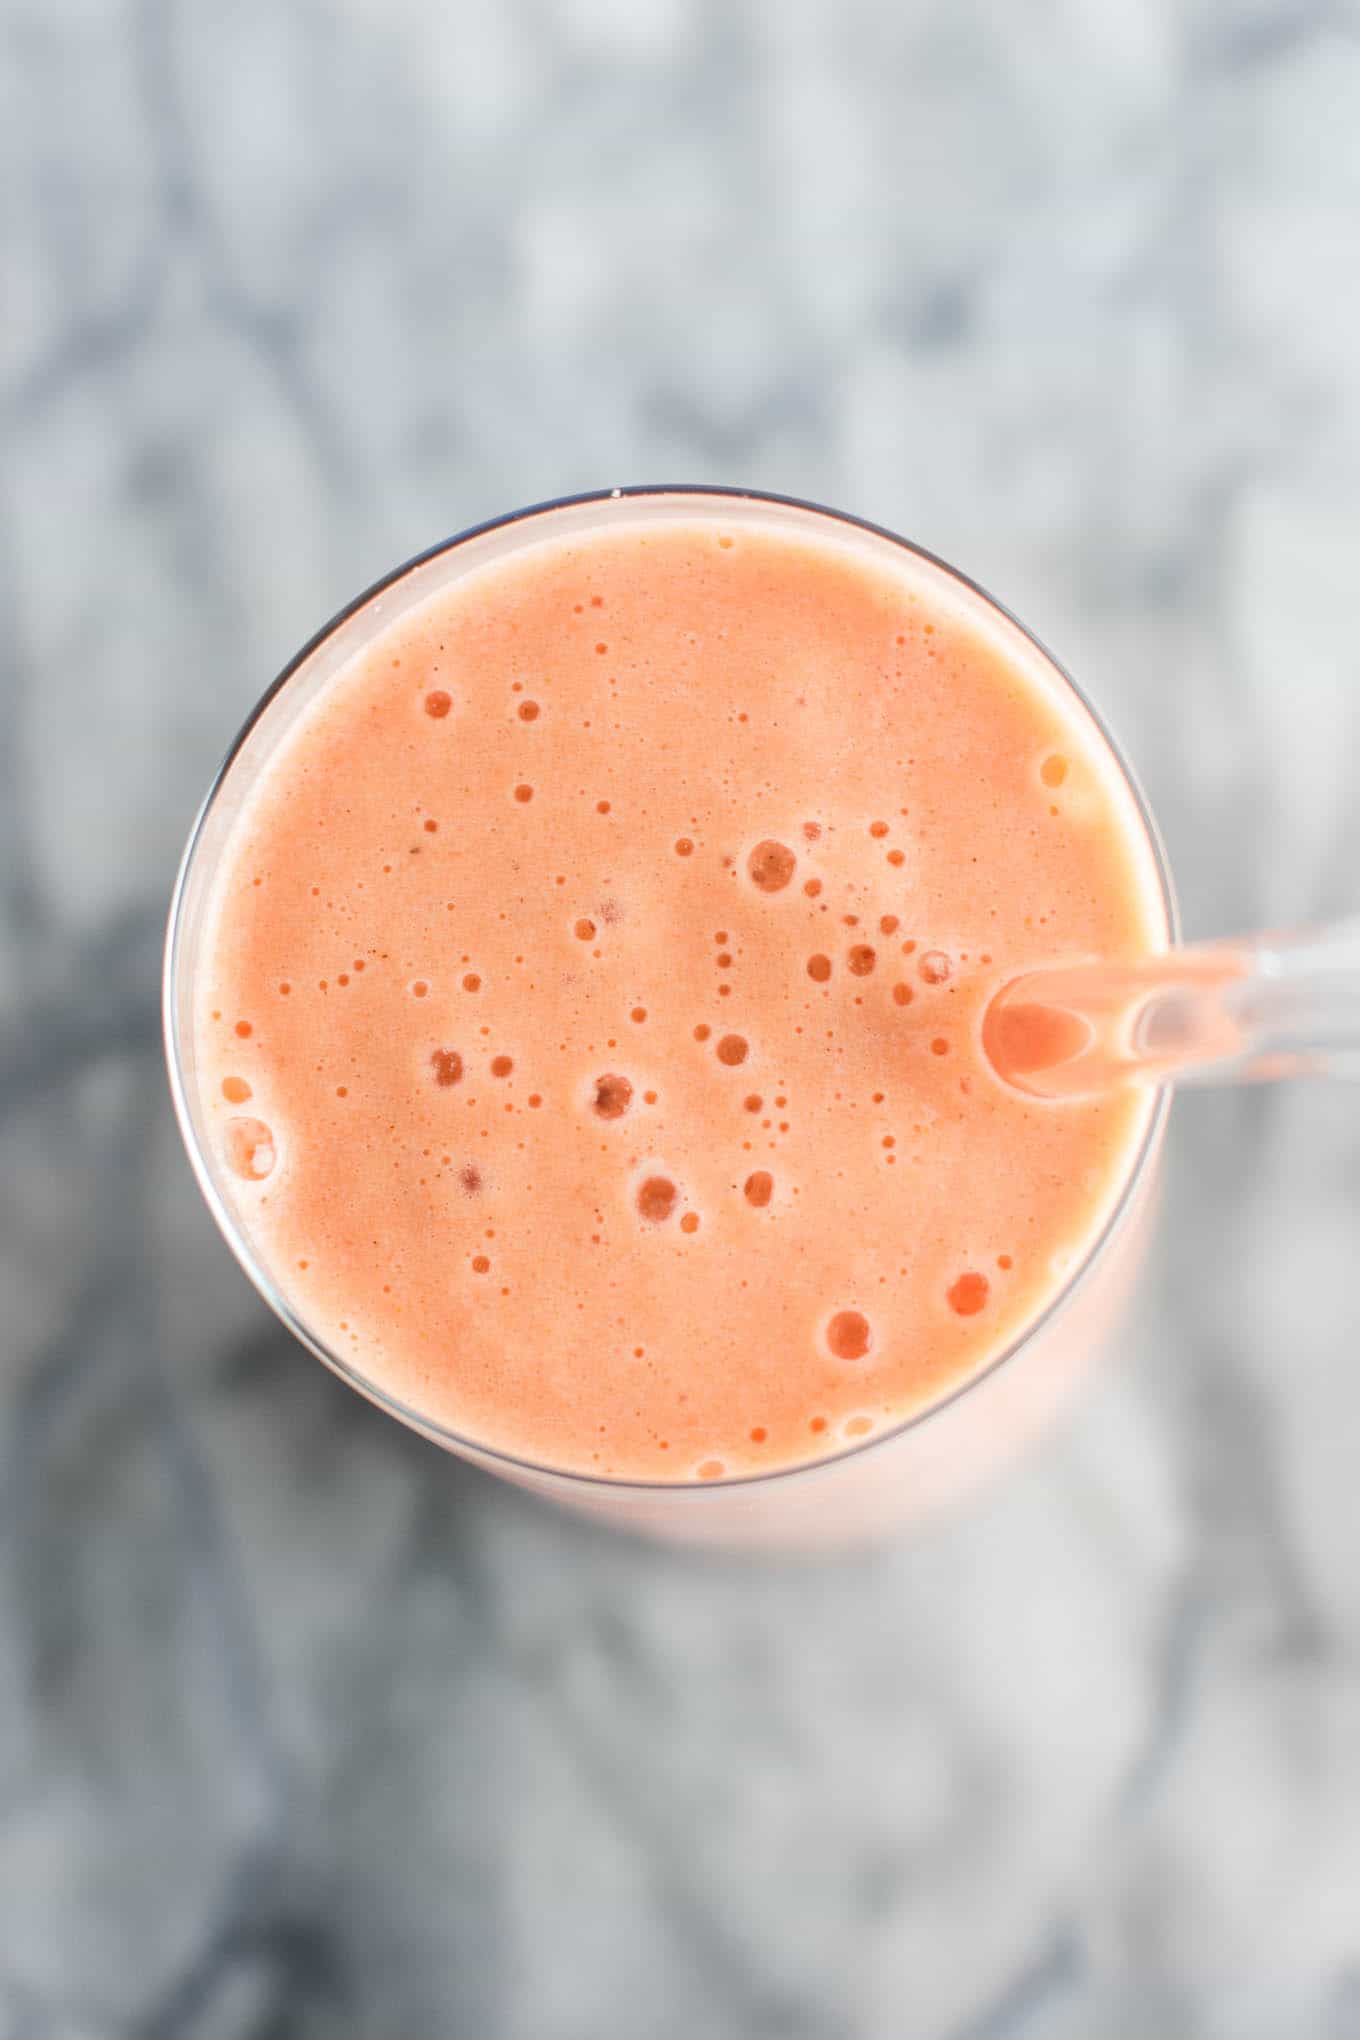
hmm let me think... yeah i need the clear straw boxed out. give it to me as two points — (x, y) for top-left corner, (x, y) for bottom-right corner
(983, 919), (1360, 1100)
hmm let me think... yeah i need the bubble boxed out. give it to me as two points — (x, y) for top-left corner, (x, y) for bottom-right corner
(1041, 754), (1068, 787)
(518, 700), (540, 721)
(431, 1048), (464, 1087)
(847, 944), (876, 977)
(747, 839), (796, 892)
(225, 1117), (275, 1182)
(845, 1416), (874, 1438)
(716, 1033), (748, 1066)
(807, 954), (831, 983)
(637, 1176), (677, 1223)
(514, 784), (534, 803)
(221, 1076), (252, 1103)
(491, 1055), (514, 1077)
(574, 918), (596, 941)
(424, 690), (452, 719)
(234, 1020), (253, 1039)
(697, 1460), (725, 1481)
(592, 1073), (633, 1120)
(674, 837), (694, 857)
(919, 950), (951, 984)
(680, 1212), (700, 1235)
(826, 1309), (872, 1360)
(947, 1271), (990, 1316)
(743, 1170), (773, 1208)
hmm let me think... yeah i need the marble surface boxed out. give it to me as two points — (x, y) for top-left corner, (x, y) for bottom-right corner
(4, 1), (1360, 2033)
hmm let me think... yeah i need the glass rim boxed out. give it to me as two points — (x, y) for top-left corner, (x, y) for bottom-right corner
(164, 483), (1178, 1496)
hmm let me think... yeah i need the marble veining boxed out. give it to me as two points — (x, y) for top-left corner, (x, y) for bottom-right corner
(3, 1), (1360, 2034)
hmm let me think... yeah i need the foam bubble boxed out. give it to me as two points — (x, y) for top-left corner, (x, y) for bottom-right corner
(1041, 754), (1068, 787)
(592, 1073), (632, 1120)
(747, 840), (796, 892)
(826, 1309), (872, 1360)
(919, 950), (951, 984)
(225, 1117), (275, 1182)
(637, 1176), (677, 1223)
(222, 1076), (252, 1103)
(947, 1271), (989, 1316)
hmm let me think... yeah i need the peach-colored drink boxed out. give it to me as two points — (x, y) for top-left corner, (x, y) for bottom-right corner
(191, 504), (1163, 1488)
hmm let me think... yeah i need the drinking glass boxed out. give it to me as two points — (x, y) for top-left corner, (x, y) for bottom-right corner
(165, 488), (1175, 1546)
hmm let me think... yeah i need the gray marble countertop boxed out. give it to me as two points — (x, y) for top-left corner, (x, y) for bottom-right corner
(4, 3), (1360, 2034)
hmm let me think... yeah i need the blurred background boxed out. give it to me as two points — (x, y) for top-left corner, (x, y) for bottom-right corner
(4, 2), (1360, 2034)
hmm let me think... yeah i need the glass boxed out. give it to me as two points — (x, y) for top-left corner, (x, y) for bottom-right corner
(164, 488), (1176, 1546)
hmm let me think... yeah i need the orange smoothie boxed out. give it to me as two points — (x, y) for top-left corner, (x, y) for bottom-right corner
(192, 508), (1162, 1483)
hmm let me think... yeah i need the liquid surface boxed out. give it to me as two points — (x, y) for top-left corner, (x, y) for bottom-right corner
(195, 513), (1161, 1480)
